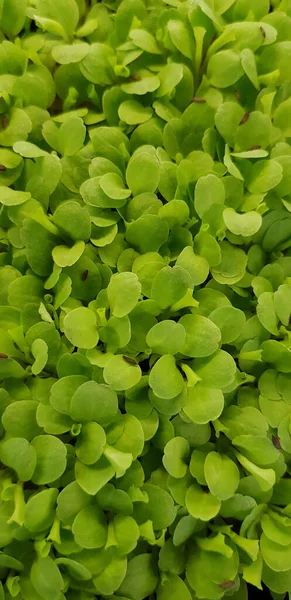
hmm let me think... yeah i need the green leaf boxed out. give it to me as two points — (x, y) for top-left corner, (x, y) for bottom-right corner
(157, 574), (192, 600)
(151, 265), (191, 309)
(215, 102), (244, 146)
(0, 437), (36, 481)
(241, 48), (259, 89)
(99, 173), (131, 200)
(50, 375), (87, 416)
(93, 554), (127, 595)
(261, 533), (291, 572)
(103, 355), (142, 391)
(53, 240), (85, 268)
(167, 20), (194, 59)
(126, 215), (169, 253)
(192, 350), (236, 389)
(184, 384), (224, 424)
(273, 97), (291, 137)
(0, 0), (27, 37)
(204, 451), (240, 500)
(13, 141), (48, 158)
(126, 152), (160, 196)
(179, 314), (221, 358)
(31, 557), (64, 600)
(0, 187), (30, 206)
(63, 307), (99, 349)
(207, 50), (244, 88)
(108, 272), (141, 317)
(52, 201), (91, 242)
(223, 208), (262, 237)
(236, 452), (275, 492)
(75, 422), (106, 465)
(163, 437), (190, 478)
(149, 355), (184, 399)
(59, 117), (86, 156)
(209, 306), (246, 344)
(257, 292), (279, 335)
(70, 381), (118, 425)
(129, 29), (162, 54)
(72, 505), (107, 549)
(33, 0), (79, 39)
(75, 456), (115, 495)
(31, 435), (67, 484)
(176, 246), (209, 286)
(119, 100), (153, 125)
(195, 174), (225, 218)
(186, 483), (221, 521)
(146, 320), (186, 355)
(52, 43), (89, 64)
(247, 160), (283, 194)
(24, 488), (58, 533)
(156, 63), (183, 98)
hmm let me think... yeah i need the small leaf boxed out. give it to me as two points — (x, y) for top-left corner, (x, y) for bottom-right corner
(223, 208), (262, 237)
(0, 187), (30, 206)
(204, 451), (240, 500)
(129, 29), (162, 54)
(126, 153), (160, 196)
(186, 483), (221, 521)
(195, 174), (225, 218)
(52, 240), (85, 268)
(107, 272), (141, 317)
(52, 43), (89, 64)
(99, 173), (131, 200)
(31, 338), (48, 375)
(59, 117), (86, 156)
(184, 384), (224, 424)
(149, 355), (184, 400)
(63, 307), (99, 349)
(119, 100), (153, 125)
(31, 557), (64, 600)
(163, 437), (190, 478)
(0, 438), (36, 481)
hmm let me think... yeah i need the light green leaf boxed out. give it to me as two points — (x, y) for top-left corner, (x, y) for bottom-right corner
(31, 557), (64, 600)
(103, 355), (142, 391)
(63, 307), (99, 349)
(195, 174), (225, 218)
(184, 384), (224, 424)
(59, 117), (86, 156)
(204, 451), (240, 500)
(129, 29), (162, 54)
(126, 152), (160, 196)
(149, 355), (184, 400)
(52, 240), (85, 268)
(52, 43), (89, 64)
(0, 187), (30, 206)
(119, 100), (153, 125)
(186, 483), (221, 521)
(108, 272), (141, 317)
(99, 173), (131, 200)
(31, 338), (48, 376)
(163, 437), (190, 478)
(247, 160), (283, 194)
(0, 438), (36, 481)
(223, 208), (262, 236)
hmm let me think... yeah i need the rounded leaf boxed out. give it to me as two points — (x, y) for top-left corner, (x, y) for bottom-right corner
(31, 435), (67, 485)
(63, 307), (99, 349)
(103, 355), (142, 391)
(204, 452), (240, 500)
(179, 314), (221, 358)
(146, 320), (186, 355)
(108, 272), (141, 317)
(149, 355), (184, 400)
